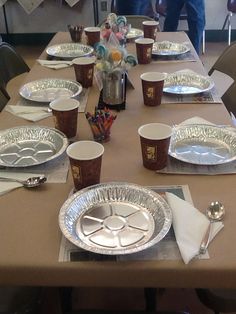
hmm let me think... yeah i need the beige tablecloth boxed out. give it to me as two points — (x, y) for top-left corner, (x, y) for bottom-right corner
(0, 32), (235, 289)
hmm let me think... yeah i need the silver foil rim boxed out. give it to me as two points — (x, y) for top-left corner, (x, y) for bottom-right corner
(0, 125), (68, 167)
(19, 78), (82, 102)
(164, 72), (214, 94)
(152, 41), (190, 56)
(169, 124), (236, 165)
(46, 43), (94, 59)
(59, 182), (172, 255)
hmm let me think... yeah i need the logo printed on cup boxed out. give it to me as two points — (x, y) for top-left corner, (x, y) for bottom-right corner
(145, 145), (157, 161)
(146, 87), (154, 99)
(72, 165), (82, 183)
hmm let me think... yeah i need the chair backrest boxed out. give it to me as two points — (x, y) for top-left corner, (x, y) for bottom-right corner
(0, 86), (10, 112)
(222, 83), (236, 115)
(155, 0), (187, 19)
(228, 0), (236, 13)
(111, 0), (156, 19)
(208, 41), (236, 80)
(97, 15), (156, 30)
(208, 42), (236, 115)
(125, 15), (155, 29)
(0, 42), (30, 89)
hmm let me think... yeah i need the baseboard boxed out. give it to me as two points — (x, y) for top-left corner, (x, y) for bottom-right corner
(1, 33), (55, 45)
(1, 30), (236, 45)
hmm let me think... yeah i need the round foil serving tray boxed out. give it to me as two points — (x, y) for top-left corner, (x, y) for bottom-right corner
(152, 41), (190, 56)
(59, 182), (172, 255)
(126, 28), (143, 40)
(19, 78), (82, 103)
(46, 43), (94, 60)
(0, 126), (68, 167)
(164, 71), (214, 95)
(169, 124), (236, 165)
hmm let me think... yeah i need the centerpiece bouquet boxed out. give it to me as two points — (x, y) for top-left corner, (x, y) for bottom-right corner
(94, 40), (137, 107)
(101, 13), (129, 46)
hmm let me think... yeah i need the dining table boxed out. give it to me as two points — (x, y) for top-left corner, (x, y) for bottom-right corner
(0, 30), (236, 290)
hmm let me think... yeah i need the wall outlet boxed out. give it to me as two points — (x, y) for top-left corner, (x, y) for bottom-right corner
(101, 1), (107, 12)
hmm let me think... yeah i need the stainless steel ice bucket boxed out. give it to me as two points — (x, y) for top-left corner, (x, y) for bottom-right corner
(102, 70), (125, 105)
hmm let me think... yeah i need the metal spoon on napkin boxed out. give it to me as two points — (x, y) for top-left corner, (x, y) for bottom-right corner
(199, 201), (225, 254)
(0, 175), (47, 188)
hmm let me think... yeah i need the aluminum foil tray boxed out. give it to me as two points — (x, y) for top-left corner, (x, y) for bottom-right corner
(169, 124), (236, 165)
(19, 78), (82, 103)
(0, 126), (68, 167)
(164, 71), (214, 94)
(59, 182), (172, 255)
(152, 41), (190, 56)
(127, 28), (143, 40)
(46, 43), (94, 60)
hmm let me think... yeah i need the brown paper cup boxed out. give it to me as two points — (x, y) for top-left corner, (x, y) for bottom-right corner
(138, 123), (172, 170)
(135, 38), (154, 64)
(140, 72), (167, 106)
(84, 27), (101, 47)
(142, 21), (159, 41)
(72, 57), (95, 88)
(49, 98), (80, 138)
(66, 141), (104, 191)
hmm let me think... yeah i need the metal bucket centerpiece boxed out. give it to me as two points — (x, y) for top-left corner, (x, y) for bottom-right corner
(95, 40), (137, 111)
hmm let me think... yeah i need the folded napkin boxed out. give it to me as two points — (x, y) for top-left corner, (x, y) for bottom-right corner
(6, 105), (52, 122)
(231, 112), (236, 126)
(37, 59), (72, 69)
(166, 192), (224, 264)
(0, 171), (44, 195)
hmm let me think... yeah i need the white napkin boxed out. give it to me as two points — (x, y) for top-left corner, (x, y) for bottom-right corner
(166, 192), (224, 264)
(231, 112), (236, 126)
(0, 171), (44, 195)
(37, 59), (72, 69)
(6, 105), (52, 122)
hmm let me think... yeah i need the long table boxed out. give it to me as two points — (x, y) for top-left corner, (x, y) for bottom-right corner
(0, 31), (235, 289)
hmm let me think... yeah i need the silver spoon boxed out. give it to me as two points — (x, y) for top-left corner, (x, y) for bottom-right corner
(199, 201), (225, 254)
(0, 175), (47, 188)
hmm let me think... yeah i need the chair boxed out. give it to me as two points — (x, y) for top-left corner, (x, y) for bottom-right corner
(0, 85), (10, 111)
(155, 0), (205, 54)
(196, 289), (236, 314)
(222, 0), (236, 46)
(208, 41), (236, 116)
(0, 41), (30, 94)
(111, 0), (158, 20)
(124, 15), (157, 30)
(66, 312), (190, 314)
(97, 14), (157, 31)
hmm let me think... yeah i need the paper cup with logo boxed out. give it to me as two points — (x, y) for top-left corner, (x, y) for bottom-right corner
(140, 72), (167, 106)
(142, 21), (159, 40)
(72, 57), (95, 88)
(49, 98), (80, 138)
(84, 27), (101, 47)
(138, 123), (172, 170)
(66, 141), (104, 191)
(135, 38), (154, 64)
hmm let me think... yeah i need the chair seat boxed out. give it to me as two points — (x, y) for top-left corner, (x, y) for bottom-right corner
(196, 289), (236, 313)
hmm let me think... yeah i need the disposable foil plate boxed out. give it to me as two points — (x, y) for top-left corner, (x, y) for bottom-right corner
(152, 41), (190, 56)
(169, 124), (236, 165)
(46, 43), (94, 59)
(164, 71), (214, 95)
(59, 182), (172, 255)
(0, 126), (69, 167)
(126, 28), (143, 40)
(19, 78), (82, 103)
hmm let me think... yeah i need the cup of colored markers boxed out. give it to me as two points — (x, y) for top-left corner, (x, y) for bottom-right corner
(85, 108), (117, 143)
